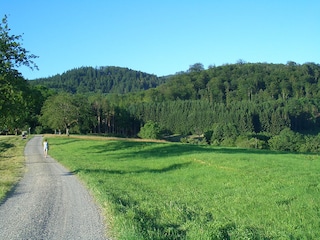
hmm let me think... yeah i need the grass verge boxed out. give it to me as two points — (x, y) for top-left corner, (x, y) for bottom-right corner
(0, 136), (27, 202)
(48, 135), (320, 239)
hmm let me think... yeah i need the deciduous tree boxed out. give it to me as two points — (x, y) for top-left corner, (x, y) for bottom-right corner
(0, 15), (38, 130)
(40, 93), (81, 135)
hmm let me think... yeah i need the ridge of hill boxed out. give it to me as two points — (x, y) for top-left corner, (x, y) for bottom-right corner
(29, 66), (167, 94)
(29, 62), (320, 101)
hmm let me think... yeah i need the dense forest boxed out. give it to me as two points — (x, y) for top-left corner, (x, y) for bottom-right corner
(30, 61), (320, 152)
(29, 66), (167, 94)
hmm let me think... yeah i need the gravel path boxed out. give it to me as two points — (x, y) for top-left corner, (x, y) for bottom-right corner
(0, 136), (108, 240)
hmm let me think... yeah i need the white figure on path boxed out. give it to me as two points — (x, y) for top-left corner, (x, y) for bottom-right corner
(43, 139), (49, 158)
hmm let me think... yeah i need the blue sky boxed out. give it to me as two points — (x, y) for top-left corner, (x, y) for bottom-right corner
(1, 0), (320, 79)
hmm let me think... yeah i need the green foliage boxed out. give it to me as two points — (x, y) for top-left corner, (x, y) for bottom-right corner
(180, 136), (207, 145)
(210, 123), (239, 146)
(48, 137), (320, 239)
(235, 134), (269, 149)
(300, 134), (320, 152)
(0, 15), (38, 72)
(138, 120), (161, 139)
(203, 130), (213, 144)
(271, 132), (320, 153)
(39, 93), (91, 134)
(127, 97), (320, 152)
(141, 62), (320, 103)
(268, 128), (305, 152)
(0, 15), (39, 131)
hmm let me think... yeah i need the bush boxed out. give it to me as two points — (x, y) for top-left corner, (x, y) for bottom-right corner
(268, 128), (304, 152)
(236, 137), (265, 149)
(300, 134), (320, 153)
(235, 134), (269, 149)
(203, 130), (213, 144)
(210, 123), (238, 145)
(220, 137), (236, 147)
(180, 136), (208, 145)
(35, 126), (43, 134)
(138, 120), (161, 139)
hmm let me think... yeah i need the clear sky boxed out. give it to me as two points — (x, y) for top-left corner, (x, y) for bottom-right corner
(1, 0), (319, 79)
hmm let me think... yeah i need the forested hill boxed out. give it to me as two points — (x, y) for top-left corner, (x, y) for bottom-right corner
(29, 62), (320, 102)
(29, 66), (166, 94)
(143, 61), (320, 103)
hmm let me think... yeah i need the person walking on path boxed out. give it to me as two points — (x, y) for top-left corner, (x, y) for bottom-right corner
(43, 139), (49, 158)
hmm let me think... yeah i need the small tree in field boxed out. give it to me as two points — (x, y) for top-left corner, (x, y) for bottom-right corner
(138, 120), (161, 139)
(40, 93), (80, 135)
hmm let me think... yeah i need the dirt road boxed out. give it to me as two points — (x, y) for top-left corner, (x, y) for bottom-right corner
(0, 136), (108, 239)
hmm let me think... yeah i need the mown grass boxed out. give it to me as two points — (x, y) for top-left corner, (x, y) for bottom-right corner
(0, 136), (27, 202)
(48, 136), (320, 239)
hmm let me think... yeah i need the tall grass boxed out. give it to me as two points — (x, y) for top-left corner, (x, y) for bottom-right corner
(0, 136), (27, 202)
(48, 136), (320, 239)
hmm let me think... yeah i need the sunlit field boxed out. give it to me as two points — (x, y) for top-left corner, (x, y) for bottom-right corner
(0, 136), (26, 202)
(48, 136), (320, 239)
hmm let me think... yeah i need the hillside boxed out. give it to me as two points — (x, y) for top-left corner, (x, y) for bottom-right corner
(29, 66), (167, 94)
(149, 61), (320, 102)
(23, 61), (320, 152)
(29, 62), (320, 102)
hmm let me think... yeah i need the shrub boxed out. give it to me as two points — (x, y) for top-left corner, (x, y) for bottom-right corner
(203, 130), (213, 144)
(236, 137), (264, 149)
(180, 136), (208, 145)
(211, 123), (238, 145)
(300, 134), (320, 153)
(268, 128), (304, 152)
(220, 137), (236, 147)
(35, 126), (43, 134)
(235, 134), (269, 149)
(138, 120), (161, 139)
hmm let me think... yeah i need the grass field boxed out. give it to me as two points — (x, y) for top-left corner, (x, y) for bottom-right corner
(0, 136), (27, 202)
(45, 136), (320, 239)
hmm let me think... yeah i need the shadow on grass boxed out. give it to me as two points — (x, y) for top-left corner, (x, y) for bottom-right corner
(72, 162), (192, 175)
(84, 140), (290, 160)
(50, 139), (80, 146)
(107, 187), (266, 240)
(0, 142), (14, 153)
(108, 191), (187, 240)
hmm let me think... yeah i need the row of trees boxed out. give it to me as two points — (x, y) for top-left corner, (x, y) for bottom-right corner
(128, 97), (320, 150)
(35, 92), (320, 152)
(39, 93), (140, 136)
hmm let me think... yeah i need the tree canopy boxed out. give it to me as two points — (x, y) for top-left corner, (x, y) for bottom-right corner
(0, 15), (39, 132)
(39, 93), (91, 135)
(30, 66), (166, 94)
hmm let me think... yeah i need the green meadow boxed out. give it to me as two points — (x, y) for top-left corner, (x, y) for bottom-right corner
(46, 136), (320, 239)
(0, 136), (26, 202)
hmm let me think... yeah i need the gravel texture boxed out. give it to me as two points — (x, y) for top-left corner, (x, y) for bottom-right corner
(0, 136), (108, 240)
